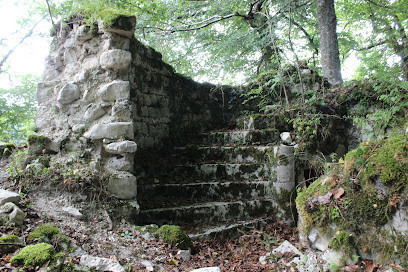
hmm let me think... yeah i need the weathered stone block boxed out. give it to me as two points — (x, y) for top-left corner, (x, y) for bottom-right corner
(98, 80), (130, 101)
(83, 122), (133, 140)
(105, 156), (133, 171)
(112, 101), (131, 120)
(105, 141), (137, 154)
(75, 25), (94, 43)
(0, 189), (20, 206)
(0, 202), (25, 226)
(84, 104), (105, 122)
(99, 49), (131, 70)
(107, 172), (137, 199)
(57, 83), (80, 105)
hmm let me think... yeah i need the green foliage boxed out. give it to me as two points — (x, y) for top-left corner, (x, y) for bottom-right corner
(10, 243), (54, 267)
(329, 230), (354, 255)
(0, 75), (38, 143)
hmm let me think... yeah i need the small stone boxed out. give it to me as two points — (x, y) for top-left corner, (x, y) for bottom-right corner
(75, 25), (94, 43)
(140, 260), (154, 271)
(272, 240), (302, 257)
(0, 189), (20, 206)
(84, 104), (106, 122)
(99, 49), (131, 70)
(80, 255), (125, 272)
(105, 156), (133, 171)
(190, 267), (221, 272)
(57, 83), (80, 105)
(177, 249), (191, 261)
(98, 80), (130, 101)
(105, 141), (137, 154)
(62, 206), (83, 219)
(280, 132), (292, 144)
(0, 202), (25, 226)
(83, 122), (134, 140)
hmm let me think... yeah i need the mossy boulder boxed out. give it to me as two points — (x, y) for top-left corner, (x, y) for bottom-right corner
(0, 235), (21, 254)
(27, 134), (51, 155)
(155, 225), (194, 250)
(296, 135), (408, 267)
(27, 224), (71, 251)
(10, 243), (54, 267)
(0, 142), (16, 157)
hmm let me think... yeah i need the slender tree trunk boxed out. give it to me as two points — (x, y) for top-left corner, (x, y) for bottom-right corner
(317, 0), (343, 85)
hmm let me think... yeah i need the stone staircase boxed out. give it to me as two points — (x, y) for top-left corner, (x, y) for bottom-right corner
(135, 114), (296, 238)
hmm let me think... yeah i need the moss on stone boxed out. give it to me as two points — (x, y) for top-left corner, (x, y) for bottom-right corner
(329, 230), (354, 256)
(27, 135), (51, 146)
(10, 243), (54, 267)
(98, 9), (133, 28)
(27, 223), (60, 243)
(0, 234), (19, 243)
(155, 225), (194, 250)
(297, 135), (408, 266)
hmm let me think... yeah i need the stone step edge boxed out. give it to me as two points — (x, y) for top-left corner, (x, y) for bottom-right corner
(139, 198), (274, 213)
(188, 218), (270, 240)
(140, 180), (271, 188)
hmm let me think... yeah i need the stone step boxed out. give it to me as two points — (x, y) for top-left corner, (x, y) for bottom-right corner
(202, 129), (280, 146)
(167, 163), (272, 182)
(188, 217), (273, 240)
(173, 145), (274, 164)
(133, 198), (277, 226)
(236, 113), (291, 131)
(138, 180), (273, 202)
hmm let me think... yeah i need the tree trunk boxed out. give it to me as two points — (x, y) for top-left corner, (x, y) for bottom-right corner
(317, 0), (343, 85)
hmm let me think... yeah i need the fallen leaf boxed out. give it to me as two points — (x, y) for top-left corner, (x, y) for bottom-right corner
(317, 192), (333, 204)
(332, 187), (345, 199)
(168, 259), (178, 266)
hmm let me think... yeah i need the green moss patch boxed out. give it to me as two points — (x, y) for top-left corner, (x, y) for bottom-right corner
(155, 225), (194, 250)
(27, 223), (60, 243)
(10, 243), (54, 267)
(98, 9), (134, 28)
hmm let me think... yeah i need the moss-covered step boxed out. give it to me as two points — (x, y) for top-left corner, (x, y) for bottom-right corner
(134, 198), (277, 226)
(173, 145), (274, 164)
(138, 180), (273, 203)
(236, 113), (292, 131)
(168, 163), (272, 181)
(202, 129), (280, 146)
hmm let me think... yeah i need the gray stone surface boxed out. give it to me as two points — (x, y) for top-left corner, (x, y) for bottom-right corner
(84, 104), (106, 122)
(107, 172), (137, 199)
(99, 49), (132, 70)
(84, 122), (134, 140)
(80, 255), (125, 272)
(272, 240), (302, 257)
(57, 83), (80, 105)
(98, 80), (130, 101)
(190, 268), (221, 272)
(0, 189), (20, 206)
(105, 156), (133, 171)
(62, 206), (83, 219)
(75, 25), (94, 43)
(0, 202), (25, 225)
(105, 141), (137, 154)
(176, 249), (191, 261)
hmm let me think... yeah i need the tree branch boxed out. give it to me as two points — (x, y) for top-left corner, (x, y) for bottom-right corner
(0, 17), (45, 74)
(45, 0), (56, 28)
(364, 0), (394, 9)
(355, 40), (387, 51)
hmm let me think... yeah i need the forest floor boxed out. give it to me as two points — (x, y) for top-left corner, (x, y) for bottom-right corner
(0, 158), (393, 272)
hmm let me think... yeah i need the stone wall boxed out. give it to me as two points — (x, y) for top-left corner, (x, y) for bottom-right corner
(35, 15), (239, 200)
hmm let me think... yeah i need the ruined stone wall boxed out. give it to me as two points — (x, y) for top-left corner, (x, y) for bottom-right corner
(35, 15), (239, 200)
